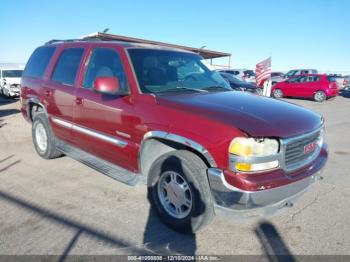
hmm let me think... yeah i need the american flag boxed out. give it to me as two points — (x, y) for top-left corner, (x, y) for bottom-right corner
(255, 57), (271, 87)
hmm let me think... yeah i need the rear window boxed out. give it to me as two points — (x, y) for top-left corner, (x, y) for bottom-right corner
(327, 76), (337, 82)
(51, 48), (84, 86)
(23, 47), (56, 78)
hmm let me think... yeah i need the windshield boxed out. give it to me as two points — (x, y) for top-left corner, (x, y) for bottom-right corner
(128, 49), (230, 94)
(2, 70), (23, 78)
(286, 70), (297, 77)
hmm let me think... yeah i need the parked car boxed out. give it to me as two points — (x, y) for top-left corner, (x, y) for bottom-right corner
(219, 69), (256, 83)
(21, 40), (328, 233)
(0, 68), (23, 98)
(271, 72), (286, 85)
(219, 72), (262, 94)
(328, 74), (346, 89)
(242, 69), (256, 83)
(342, 76), (350, 92)
(285, 69), (318, 78)
(272, 74), (338, 102)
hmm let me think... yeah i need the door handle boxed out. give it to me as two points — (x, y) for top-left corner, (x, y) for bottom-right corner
(75, 97), (83, 105)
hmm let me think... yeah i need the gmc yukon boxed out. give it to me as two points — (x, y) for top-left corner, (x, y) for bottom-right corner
(20, 40), (328, 233)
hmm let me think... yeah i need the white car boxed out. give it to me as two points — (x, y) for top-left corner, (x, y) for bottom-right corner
(0, 68), (23, 98)
(285, 69), (318, 78)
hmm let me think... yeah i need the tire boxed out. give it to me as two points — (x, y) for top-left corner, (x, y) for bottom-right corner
(314, 91), (326, 102)
(273, 88), (284, 99)
(32, 112), (62, 159)
(2, 87), (9, 98)
(255, 88), (263, 95)
(148, 150), (214, 234)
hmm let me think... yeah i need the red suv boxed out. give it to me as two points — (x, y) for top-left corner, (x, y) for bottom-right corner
(20, 40), (328, 233)
(272, 74), (339, 102)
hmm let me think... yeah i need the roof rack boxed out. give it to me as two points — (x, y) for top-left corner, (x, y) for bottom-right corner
(45, 39), (85, 45)
(45, 32), (232, 61)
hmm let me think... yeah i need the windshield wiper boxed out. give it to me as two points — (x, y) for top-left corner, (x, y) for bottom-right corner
(156, 87), (208, 93)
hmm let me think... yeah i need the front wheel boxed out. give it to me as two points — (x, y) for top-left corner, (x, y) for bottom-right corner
(314, 91), (326, 102)
(148, 150), (214, 234)
(273, 88), (284, 99)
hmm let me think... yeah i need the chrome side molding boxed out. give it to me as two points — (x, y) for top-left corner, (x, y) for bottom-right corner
(51, 117), (128, 148)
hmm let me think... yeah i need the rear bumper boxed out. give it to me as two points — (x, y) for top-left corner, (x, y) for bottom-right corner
(207, 144), (328, 218)
(326, 88), (339, 97)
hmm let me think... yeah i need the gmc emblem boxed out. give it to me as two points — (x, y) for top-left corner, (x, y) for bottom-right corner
(304, 142), (317, 154)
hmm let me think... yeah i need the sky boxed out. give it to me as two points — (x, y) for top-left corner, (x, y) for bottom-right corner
(1, 0), (349, 72)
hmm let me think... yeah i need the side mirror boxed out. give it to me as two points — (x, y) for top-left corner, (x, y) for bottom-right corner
(93, 76), (124, 95)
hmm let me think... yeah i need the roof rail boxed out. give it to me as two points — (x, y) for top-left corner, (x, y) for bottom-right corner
(45, 37), (106, 45)
(45, 39), (81, 45)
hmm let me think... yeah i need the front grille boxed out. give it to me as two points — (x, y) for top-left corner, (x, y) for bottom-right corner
(284, 130), (321, 171)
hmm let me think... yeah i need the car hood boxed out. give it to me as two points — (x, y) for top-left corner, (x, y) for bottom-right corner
(156, 91), (322, 138)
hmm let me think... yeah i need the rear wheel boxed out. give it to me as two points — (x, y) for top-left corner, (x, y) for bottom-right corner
(32, 112), (62, 159)
(148, 150), (214, 234)
(273, 89), (284, 98)
(314, 91), (326, 102)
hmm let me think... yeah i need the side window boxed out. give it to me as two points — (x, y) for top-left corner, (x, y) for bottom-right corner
(23, 47), (56, 78)
(299, 76), (308, 83)
(307, 76), (320, 82)
(83, 48), (127, 90)
(51, 48), (84, 86)
(300, 76), (310, 83)
(288, 77), (300, 83)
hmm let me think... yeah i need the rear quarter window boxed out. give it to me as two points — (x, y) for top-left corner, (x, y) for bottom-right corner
(23, 46), (56, 78)
(327, 76), (337, 82)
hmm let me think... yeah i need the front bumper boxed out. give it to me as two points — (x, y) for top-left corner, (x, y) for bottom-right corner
(207, 145), (328, 218)
(3, 86), (20, 97)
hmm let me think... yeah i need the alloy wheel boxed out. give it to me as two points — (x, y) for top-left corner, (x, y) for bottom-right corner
(35, 122), (48, 152)
(157, 171), (193, 219)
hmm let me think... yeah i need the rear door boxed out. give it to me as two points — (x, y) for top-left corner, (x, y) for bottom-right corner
(73, 46), (136, 171)
(44, 46), (85, 142)
(302, 76), (321, 97)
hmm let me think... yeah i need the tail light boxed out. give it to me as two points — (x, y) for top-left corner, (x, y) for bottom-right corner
(329, 82), (337, 89)
(344, 79), (348, 87)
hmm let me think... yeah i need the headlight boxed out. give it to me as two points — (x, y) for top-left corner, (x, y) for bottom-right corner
(229, 137), (280, 172)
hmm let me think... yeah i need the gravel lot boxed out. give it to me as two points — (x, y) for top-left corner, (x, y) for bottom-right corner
(0, 94), (349, 258)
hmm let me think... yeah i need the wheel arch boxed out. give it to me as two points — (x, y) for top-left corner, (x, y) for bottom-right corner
(27, 98), (48, 122)
(139, 131), (217, 178)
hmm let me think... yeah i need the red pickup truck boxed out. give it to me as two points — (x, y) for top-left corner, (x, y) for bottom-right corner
(20, 40), (328, 233)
